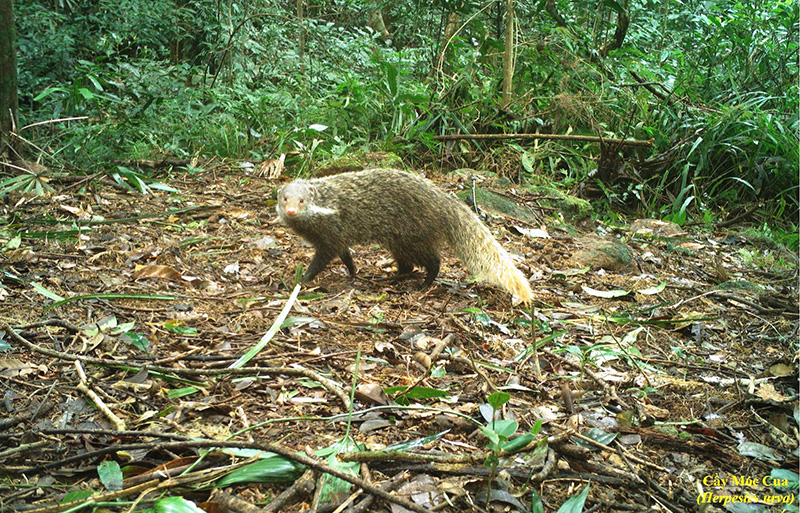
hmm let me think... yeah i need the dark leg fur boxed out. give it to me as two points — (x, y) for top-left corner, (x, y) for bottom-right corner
(390, 259), (415, 284)
(340, 250), (357, 276)
(301, 246), (338, 282)
(396, 260), (414, 276)
(419, 254), (441, 288)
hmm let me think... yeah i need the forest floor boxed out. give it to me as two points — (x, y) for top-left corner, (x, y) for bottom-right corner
(1, 166), (798, 513)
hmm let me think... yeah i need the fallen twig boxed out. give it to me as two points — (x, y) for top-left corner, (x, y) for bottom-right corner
(433, 132), (654, 148)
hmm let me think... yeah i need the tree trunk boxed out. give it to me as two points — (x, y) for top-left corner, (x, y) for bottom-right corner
(297, 0), (305, 74)
(501, 0), (515, 110)
(367, 8), (391, 44)
(599, 0), (630, 58)
(0, 0), (18, 158)
(544, 0), (567, 27)
(433, 11), (460, 76)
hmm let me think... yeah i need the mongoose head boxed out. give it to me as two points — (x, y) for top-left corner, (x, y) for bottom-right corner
(277, 181), (336, 220)
(277, 181), (313, 218)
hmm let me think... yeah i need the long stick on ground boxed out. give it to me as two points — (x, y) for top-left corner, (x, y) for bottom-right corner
(433, 132), (654, 147)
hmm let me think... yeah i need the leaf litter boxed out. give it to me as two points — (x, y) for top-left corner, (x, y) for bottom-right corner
(0, 167), (797, 512)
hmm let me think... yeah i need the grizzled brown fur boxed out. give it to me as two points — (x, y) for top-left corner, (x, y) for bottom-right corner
(277, 169), (532, 303)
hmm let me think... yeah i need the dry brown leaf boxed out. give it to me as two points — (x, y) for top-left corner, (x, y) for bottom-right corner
(754, 382), (790, 402)
(355, 383), (391, 406)
(132, 264), (182, 281)
(226, 208), (255, 220)
(0, 358), (43, 378)
(767, 363), (794, 378)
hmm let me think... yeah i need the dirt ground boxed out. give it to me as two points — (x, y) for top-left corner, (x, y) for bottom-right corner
(1, 167), (798, 513)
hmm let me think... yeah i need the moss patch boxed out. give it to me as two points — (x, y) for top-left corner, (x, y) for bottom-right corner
(526, 185), (592, 223)
(315, 152), (404, 177)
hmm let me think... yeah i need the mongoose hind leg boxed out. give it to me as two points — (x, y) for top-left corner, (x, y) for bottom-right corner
(390, 259), (415, 283)
(340, 250), (357, 276)
(419, 254), (441, 288)
(396, 259), (414, 276)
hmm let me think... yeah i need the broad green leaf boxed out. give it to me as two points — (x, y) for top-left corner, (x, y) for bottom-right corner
(148, 182), (180, 193)
(637, 282), (666, 295)
(62, 489), (94, 503)
(2, 234), (21, 251)
(531, 490), (544, 513)
(430, 365), (446, 378)
(154, 496), (206, 513)
(98, 460), (123, 491)
(316, 437), (362, 502)
(216, 454), (305, 486)
(480, 425), (500, 446)
(126, 333), (151, 352)
(163, 320), (198, 336)
(487, 391), (511, 409)
(385, 385), (449, 400)
(31, 282), (65, 301)
(556, 483), (590, 513)
(486, 419), (518, 439)
(110, 321), (137, 335)
(34, 86), (66, 101)
(500, 432), (535, 453)
(77, 87), (95, 100)
(382, 62), (398, 98)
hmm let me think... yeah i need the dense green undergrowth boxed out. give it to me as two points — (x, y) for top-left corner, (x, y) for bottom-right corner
(9, 0), (799, 234)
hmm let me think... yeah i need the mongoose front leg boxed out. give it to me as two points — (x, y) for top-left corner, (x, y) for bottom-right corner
(301, 247), (338, 282)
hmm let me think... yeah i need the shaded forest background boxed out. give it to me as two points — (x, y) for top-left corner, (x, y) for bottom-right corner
(5, 0), (800, 236)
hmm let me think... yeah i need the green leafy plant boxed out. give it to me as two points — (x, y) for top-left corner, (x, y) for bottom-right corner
(97, 460), (123, 492)
(476, 392), (543, 507)
(33, 60), (122, 117)
(480, 394), (515, 473)
(0, 166), (55, 197)
(82, 315), (150, 352)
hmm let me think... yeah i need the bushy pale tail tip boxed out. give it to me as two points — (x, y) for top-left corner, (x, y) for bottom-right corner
(512, 285), (533, 306)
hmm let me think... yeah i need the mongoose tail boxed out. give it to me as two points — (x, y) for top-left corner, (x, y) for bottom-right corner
(447, 202), (533, 304)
